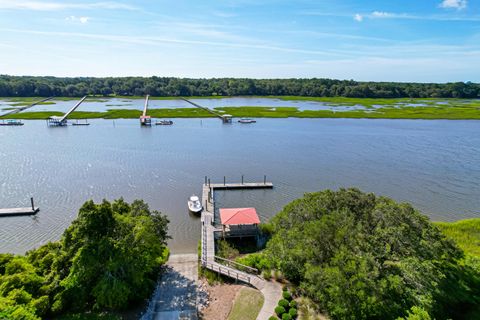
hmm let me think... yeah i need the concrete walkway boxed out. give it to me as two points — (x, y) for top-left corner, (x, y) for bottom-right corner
(256, 280), (283, 320)
(141, 254), (201, 320)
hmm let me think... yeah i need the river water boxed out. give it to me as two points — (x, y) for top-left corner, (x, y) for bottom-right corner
(0, 118), (479, 254)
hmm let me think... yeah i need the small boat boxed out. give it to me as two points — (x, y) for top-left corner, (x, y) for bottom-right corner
(238, 118), (256, 124)
(156, 120), (174, 125)
(0, 119), (24, 126)
(188, 195), (203, 213)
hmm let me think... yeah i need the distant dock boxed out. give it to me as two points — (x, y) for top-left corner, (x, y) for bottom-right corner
(0, 198), (39, 217)
(181, 98), (232, 123)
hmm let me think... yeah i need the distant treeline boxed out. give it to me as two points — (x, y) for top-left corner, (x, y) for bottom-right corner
(0, 75), (479, 98)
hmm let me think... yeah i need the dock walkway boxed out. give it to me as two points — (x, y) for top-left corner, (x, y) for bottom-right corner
(181, 98), (232, 123)
(0, 207), (39, 217)
(0, 198), (39, 217)
(200, 179), (281, 319)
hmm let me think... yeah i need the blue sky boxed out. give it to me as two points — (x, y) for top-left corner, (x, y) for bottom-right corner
(0, 0), (479, 82)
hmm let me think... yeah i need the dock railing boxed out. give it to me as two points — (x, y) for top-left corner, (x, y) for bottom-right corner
(214, 256), (259, 274)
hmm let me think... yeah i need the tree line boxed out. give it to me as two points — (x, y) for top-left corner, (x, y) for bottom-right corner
(0, 75), (479, 98)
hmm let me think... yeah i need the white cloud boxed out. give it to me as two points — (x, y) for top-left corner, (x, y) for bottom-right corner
(439, 0), (467, 9)
(354, 14), (363, 22)
(371, 11), (393, 18)
(0, 1), (136, 11)
(66, 16), (90, 24)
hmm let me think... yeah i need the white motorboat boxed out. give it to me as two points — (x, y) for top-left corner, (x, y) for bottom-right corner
(188, 195), (203, 213)
(238, 118), (256, 124)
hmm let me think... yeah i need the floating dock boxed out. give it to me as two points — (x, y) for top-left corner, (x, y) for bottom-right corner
(0, 120), (24, 126)
(0, 198), (39, 217)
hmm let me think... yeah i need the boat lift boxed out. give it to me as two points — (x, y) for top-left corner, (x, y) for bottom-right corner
(47, 96), (87, 126)
(140, 95), (152, 126)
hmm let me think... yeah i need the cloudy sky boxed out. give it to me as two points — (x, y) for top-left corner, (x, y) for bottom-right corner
(0, 0), (479, 81)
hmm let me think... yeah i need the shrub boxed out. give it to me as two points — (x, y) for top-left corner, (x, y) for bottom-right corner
(262, 269), (272, 280)
(289, 300), (297, 308)
(282, 314), (292, 320)
(275, 306), (285, 316)
(289, 308), (298, 317)
(282, 291), (292, 300)
(279, 299), (290, 308)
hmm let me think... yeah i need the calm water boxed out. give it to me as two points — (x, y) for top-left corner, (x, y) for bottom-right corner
(0, 118), (479, 254)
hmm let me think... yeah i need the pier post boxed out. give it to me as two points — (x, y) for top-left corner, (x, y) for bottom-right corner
(264, 175), (266, 185)
(241, 175), (244, 185)
(224, 176), (226, 186)
(208, 178), (210, 187)
(205, 176), (207, 185)
(30, 197), (34, 211)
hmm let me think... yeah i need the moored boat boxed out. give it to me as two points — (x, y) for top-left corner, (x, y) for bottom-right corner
(238, 118), (256, 124)
(188, 195), (203, 213)
(156, 120), (174, 125)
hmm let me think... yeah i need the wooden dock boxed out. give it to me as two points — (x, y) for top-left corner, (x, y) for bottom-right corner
(0, 207), (39, 217)
(181, 98), (232, 123)
(0, 198), (39, 217)
(209, 182), (273, 190)
(199, 177), (273, 290)
(0, 97), (54, 118)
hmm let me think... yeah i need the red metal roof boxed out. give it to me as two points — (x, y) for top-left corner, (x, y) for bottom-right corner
(220, 208), (260, 225)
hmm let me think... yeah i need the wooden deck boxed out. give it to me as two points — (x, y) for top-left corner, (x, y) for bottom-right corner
(200, 179), (273, 290)
(209, 182), (273, 190)
(0, 207), (39, 217)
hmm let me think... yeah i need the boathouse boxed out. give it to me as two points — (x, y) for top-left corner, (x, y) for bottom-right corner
(219, 207), (260, 238)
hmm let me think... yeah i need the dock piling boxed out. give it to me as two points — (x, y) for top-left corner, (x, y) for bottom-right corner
(205, 176), (207, 185)
(264, 175), (266, 185)
(241, 175), (244, 185)
(224, 176), (226, 186)
(30, 197), (34, 211)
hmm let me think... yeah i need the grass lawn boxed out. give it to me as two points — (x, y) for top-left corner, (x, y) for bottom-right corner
(227, 287), (264, 320)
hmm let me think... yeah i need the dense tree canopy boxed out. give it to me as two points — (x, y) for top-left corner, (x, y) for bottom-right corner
(0, 75), (479, 98)
(264, 188), (480, 320)
(0, 199), (169, 319)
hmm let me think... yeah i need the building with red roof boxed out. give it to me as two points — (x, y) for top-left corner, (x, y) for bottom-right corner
(219, 207), (260, 238)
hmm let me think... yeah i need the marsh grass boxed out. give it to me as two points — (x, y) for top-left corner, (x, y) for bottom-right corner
(435, 219), (480, 257)
(3, 97), (480, 120)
